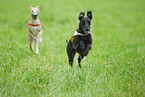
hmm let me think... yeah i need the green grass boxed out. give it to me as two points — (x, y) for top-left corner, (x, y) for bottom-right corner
(0, 0), (145, 96)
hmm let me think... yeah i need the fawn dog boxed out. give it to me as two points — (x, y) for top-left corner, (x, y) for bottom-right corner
(27, 5), (43, 54)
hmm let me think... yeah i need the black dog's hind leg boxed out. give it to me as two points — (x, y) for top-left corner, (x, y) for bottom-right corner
(78, 54), (84, 68)
(68, 49), (76, 67)
(67, 42), (76, 67)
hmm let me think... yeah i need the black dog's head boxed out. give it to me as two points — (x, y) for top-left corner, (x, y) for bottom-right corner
(78, 10), (93, 34)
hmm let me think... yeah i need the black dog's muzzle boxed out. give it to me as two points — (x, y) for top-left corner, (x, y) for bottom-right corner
(84, 28), (90, 34)
(31, 14), (38, 20)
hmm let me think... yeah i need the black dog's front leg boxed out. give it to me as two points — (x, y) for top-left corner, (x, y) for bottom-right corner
(83, 44), (92, 56)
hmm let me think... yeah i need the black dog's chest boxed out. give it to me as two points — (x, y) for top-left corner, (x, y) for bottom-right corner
(71, 34), (92, 51)
(80, 36), (90, 44)
(76, 34), (92, 44)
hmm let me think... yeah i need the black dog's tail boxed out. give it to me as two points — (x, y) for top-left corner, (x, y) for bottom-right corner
(66, 40), (69, 44)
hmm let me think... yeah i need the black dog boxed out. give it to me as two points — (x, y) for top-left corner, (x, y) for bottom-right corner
(66, 10), (93, 68)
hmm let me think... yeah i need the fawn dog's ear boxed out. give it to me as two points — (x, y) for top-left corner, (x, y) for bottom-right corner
(87, 10), (92, 20)
(28, 4), (32, 10)
(37, 6), (40, 9)
(78, 12), (85, 20)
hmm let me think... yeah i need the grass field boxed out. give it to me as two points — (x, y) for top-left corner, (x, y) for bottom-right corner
(0, 0), (145, 96)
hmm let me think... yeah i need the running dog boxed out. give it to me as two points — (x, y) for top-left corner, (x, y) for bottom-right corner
(66, 10), (93, 68)
(27, 5), (43, 54)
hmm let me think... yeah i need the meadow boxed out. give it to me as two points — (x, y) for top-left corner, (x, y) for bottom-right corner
(0, 0), (145, 96)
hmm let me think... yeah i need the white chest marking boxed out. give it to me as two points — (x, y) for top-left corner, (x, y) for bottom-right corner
(30, 26), (41, 35)
(74, 31), (91, 36)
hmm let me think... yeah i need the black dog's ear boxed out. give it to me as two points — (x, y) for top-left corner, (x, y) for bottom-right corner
(87, 10), (92, 20)
(78, 12), (85, 20)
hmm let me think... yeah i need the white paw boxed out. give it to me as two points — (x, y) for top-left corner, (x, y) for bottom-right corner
(39, 38), (42, 43)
